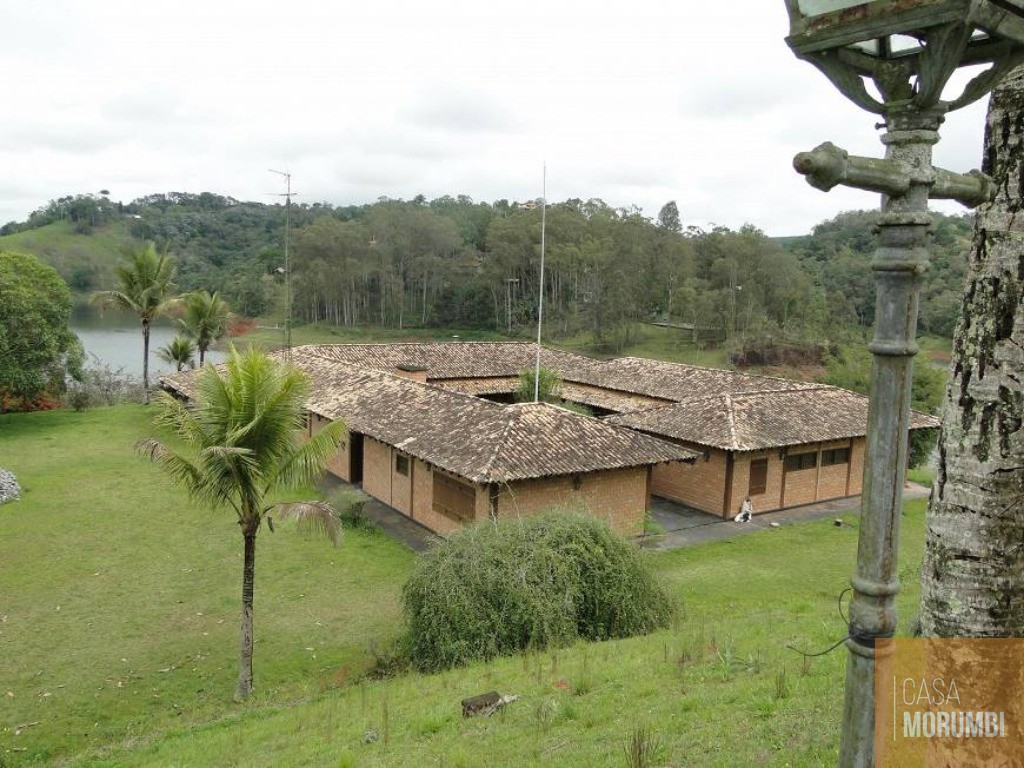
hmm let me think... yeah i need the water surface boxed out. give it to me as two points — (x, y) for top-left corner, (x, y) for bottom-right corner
(72, 307), (227, 379)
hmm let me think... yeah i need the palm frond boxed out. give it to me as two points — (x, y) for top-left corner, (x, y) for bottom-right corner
(141, 347), (334, 535)
(135, 438), (168, 461)
(272, 419), (347, 491)
(270, 501), (342, 546)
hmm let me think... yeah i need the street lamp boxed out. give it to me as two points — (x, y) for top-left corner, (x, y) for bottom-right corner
(783, 3), (1024, 766)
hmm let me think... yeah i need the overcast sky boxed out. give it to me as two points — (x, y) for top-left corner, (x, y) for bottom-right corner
(0, 1), (991, 236)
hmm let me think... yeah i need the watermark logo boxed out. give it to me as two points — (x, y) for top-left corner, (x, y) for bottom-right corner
(875, 639), (1024, 766)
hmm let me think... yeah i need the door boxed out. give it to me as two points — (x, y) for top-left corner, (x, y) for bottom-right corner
(349, 432), (364, 485)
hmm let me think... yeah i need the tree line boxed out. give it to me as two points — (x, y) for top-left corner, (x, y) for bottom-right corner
(5, 191), (973, 350)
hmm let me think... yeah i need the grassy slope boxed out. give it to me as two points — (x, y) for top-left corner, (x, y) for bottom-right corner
(0, 221), (134, 290)
(1, 407), (928, 766)
(0, 407), (413, 766)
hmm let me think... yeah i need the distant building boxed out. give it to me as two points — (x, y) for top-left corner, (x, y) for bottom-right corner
(162, 342), (938, 534)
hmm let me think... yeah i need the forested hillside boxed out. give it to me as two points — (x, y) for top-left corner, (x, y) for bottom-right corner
(1, 192), (973, 349)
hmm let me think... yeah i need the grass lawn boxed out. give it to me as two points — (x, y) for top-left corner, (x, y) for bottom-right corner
(0, 406), (414, 766)
(232, 323), (508, 351)
(1, 407), (929, 766)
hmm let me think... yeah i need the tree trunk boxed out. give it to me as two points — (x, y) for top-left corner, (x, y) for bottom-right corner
(199, 344), (206, 367)
(142, 318), (151, 405)
(236, 528), (257, 700)
(920, 67), (1024, 637)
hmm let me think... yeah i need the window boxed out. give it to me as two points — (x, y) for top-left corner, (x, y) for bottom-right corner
(784, 452), (817, 472)
(432, 472), (476, 523)
(395, 454), (409, 476)
(822, 448), (850, 466)
(748, 458), (768, 496)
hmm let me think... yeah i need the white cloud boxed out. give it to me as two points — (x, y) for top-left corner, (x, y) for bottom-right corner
(0, 0), (992, 234)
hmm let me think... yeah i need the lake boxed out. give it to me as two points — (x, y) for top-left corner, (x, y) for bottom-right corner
(72, 307), (227, 379)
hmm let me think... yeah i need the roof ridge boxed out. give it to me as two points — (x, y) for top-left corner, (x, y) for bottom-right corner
(479, 407), (521, 480)
(726, 383), (826, 398)
(724, 393), (738, 449)
(609, 355), (813, 386)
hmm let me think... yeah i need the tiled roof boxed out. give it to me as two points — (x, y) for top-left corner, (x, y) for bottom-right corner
(293, 343), (803, 406)
(161, 355), (696, 483)
(579, 357), (808, 402)
(298, 342), (596, 380)
(606, 385), (941, 451)
(162, 342), (941, 462)
(431, 377), (669, 412)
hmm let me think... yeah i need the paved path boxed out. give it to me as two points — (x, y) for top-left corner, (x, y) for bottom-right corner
(322, 473), (931, 555)
(320, 475), (441, 553)
(640, 483), (931, 551)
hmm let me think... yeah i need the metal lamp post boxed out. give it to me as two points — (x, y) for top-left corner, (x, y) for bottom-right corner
(783, 2), (1024, 765)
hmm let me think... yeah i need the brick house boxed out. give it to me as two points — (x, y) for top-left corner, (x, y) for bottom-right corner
(606, 386), (936, 517)
(163, 352), (695, 536)
(162, 342), (938, 531)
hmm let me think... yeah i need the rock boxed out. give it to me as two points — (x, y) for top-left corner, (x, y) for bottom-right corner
(0, 469), (19, 504)
(461, 691), (519, 717)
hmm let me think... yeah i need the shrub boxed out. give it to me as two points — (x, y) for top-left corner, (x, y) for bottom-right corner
(402, 511), (673, 672)
(68, 355), (145, 407)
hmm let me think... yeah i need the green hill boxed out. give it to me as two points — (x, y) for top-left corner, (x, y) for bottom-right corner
(0, 220), (136, 295)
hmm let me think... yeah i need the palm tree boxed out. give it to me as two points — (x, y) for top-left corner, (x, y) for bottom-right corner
(157, 335), (197, 372)
(92, 243), (177, 403)
(180, 290), (230, 366)
(138, 347), (346, 700)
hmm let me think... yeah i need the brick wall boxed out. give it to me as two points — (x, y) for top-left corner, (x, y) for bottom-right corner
(311, 413), (351, 481)
(496, 467), (648, 536)
(411, 457), (433, 523)
(782, 446), (819, 507)
(362, 437), (393, 505)
(816, 439), (853, 500)
(562, 382), (667, 411)
(391, 452), (413, 515)
(394, 367), (428, 383)
(729, 450), (784, 517)
(652, 451), (728, 516)
(412, 461), (488, 537)
(849, 437), (865, 496)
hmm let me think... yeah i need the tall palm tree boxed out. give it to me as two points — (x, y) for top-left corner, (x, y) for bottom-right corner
(157, 335), (197, 372)
(138, 347), (346, 700)
(180, 290), (230, 366)
(92, 243), (177, 403)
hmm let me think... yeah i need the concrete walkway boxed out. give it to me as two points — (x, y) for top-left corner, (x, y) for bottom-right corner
(322, 473), (931, 555)
(640, 483), (931, 551)
(319, 475), (441, 553)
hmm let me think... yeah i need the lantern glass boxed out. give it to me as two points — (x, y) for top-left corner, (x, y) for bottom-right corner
(796, 0), (875, 16)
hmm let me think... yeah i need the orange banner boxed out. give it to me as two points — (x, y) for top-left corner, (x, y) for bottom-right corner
(875, 638), (1024, 766)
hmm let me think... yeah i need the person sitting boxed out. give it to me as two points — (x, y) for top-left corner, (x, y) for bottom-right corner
(734, 497), (753, 523)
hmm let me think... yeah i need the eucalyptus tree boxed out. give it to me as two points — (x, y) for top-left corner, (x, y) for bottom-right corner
(92, 243), (177, 403)
(157, 335), (196, 372)
(920, 68), (1024, 637)
(139, 347), (346, 699)
(180, 290), (230, 366)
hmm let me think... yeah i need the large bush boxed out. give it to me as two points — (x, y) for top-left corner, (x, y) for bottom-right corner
(402, 512), (673, 672)
(0, 250), (84, 407)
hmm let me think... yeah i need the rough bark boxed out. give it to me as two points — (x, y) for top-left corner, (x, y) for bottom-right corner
(920, 67), (1024, 637)
(235, 528), (256, 700)
(142, 319), (151, 405)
